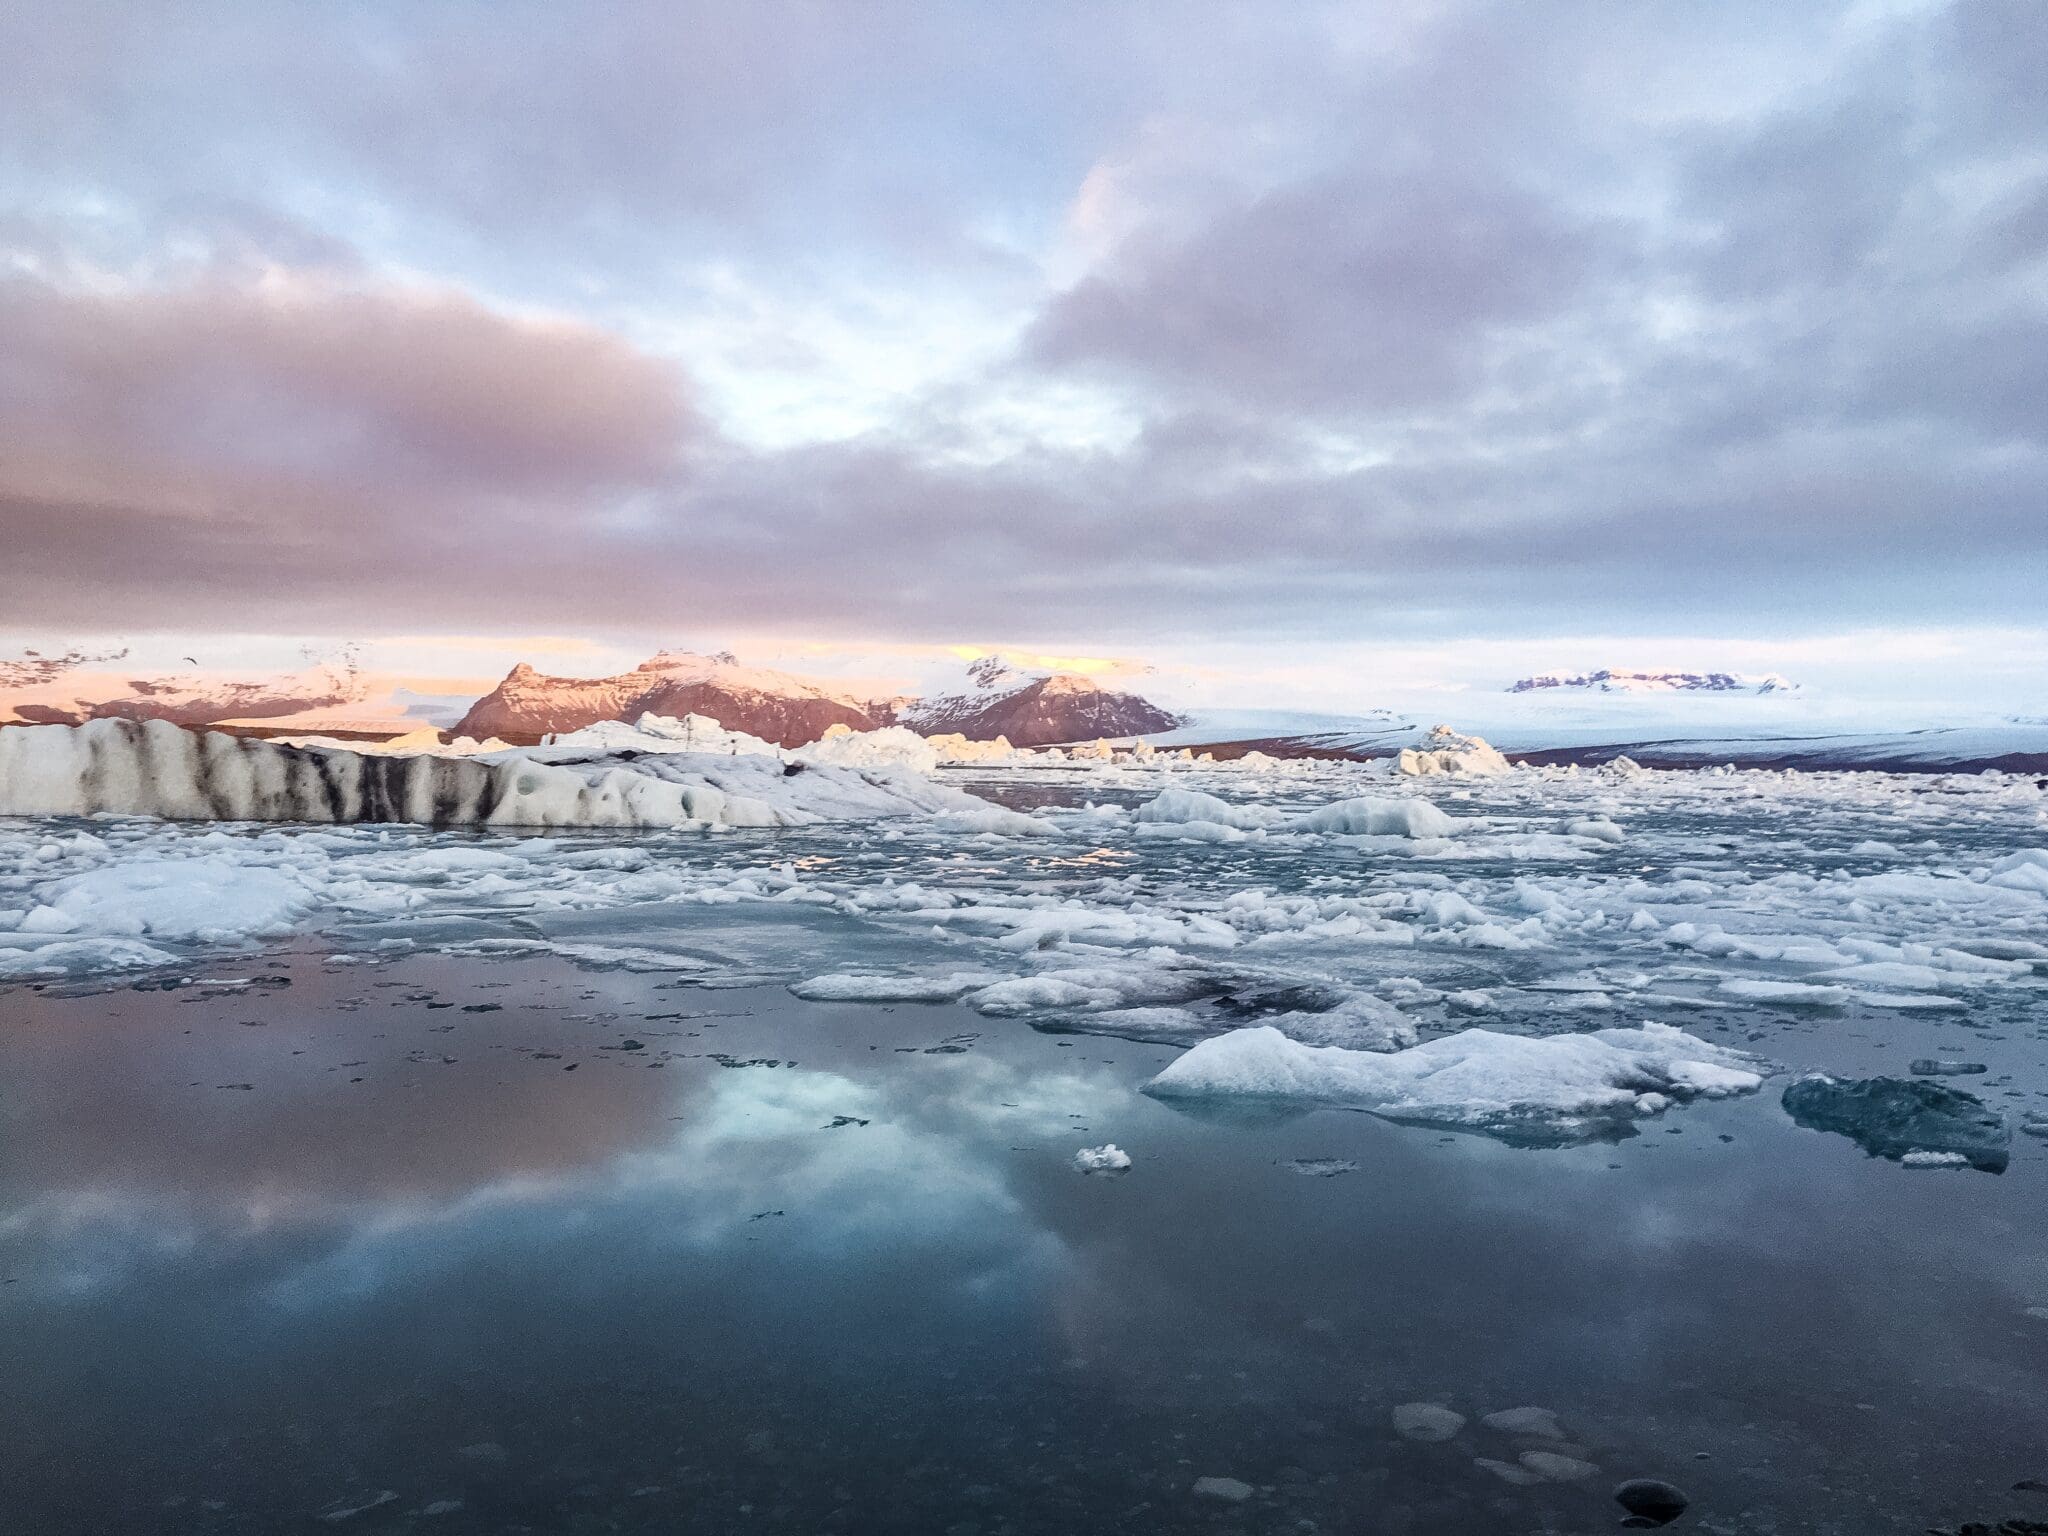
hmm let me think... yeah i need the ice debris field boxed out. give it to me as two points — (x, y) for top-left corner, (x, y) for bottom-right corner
(3, 716), (2046, 1156)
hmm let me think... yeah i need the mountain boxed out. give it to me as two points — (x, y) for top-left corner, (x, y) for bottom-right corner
(454, 650), (1186, 748)
(455, 651), (883, 747)
(0, 652), (389, 730)
(1509, 668), (1798, 695)
(901, 669), (1184, 746)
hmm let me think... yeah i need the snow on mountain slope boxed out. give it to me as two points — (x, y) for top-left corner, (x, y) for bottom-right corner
(902, 667), (1183, 746)
(455, 651), (884, 745)
(457, 650), (1184, 749)
(1509, 669), (1799, 694)
(0, 651), (411, 731)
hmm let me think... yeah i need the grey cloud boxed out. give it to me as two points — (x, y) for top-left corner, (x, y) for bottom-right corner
(1029, 167), (1621, 413)
(0, 0), (2043, 650)
(0, 274), (697, 517)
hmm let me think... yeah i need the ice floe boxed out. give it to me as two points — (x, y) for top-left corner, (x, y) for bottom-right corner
(1144, 1022), (1764, 1141)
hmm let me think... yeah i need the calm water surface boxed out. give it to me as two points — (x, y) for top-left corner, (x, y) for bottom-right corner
(5, 942), (2048, 1536)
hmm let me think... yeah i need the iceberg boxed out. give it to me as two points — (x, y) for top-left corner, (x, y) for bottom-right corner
(1144, 1021), (1762, 1142)
(1394, 726), (1511, 777)
(0, 719), (994, 830)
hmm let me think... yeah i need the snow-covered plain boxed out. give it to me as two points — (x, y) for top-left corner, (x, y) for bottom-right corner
(4, 718), (2045, 1145)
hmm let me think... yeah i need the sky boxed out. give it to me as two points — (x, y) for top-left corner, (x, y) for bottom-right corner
(2, 0), (2045, 712)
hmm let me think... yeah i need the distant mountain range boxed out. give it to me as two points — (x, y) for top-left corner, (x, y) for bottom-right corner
(0, 652), (379, 729)
(455, 651), (878, 746)
(456, 650), (1185, 747)
(1509, 669), (1798, 695)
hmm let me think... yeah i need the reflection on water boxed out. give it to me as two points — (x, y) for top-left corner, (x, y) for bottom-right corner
(5, 951), (2047, 1535)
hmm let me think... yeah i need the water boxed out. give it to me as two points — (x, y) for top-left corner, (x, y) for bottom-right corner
(4, 949), (2047, 1535)
(4, 764), (2047, 1533)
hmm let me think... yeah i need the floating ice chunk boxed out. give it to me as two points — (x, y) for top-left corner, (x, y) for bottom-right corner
(1781, 1073), (2009, 1173)
(964, 959), (1212, 1017)
(1190, 1476), (1252, 1502)
(1132, 816), (1246, 843)
(1265, 992), (1419, 1052)
(795, 724), (941, 775)
(1146, 1022), (1762, 1141)
(1809, 961), (1948, 991)
(1295, 796), (1458, 838)
(1133, 788), (1282, 831)
(30, 858), (311, 942)
(543, 712), (781, 757)
(1073, 1144), (1132, 1173)
(1986, 849), (2048, 894)
(788, 971), (1000, 1003)
(1564, 816), (1625, 844)
(0, 936), (178, 976)
(1909, 1058), (1987, 1076)
(1718, 977), (1851, 1006)
(1396, 727), (1510, 777)
(1901, 1151), (1970, 1168)
(931, 806), (1057, 837)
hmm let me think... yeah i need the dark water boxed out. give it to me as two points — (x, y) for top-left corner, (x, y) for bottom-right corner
(5, 950), (2047, 1536)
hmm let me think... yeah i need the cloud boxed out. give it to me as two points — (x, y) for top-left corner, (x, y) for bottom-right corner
(1029, 164), (1620, 413)
(0, 0), (2042, 659)
(0, 271), (694, 502)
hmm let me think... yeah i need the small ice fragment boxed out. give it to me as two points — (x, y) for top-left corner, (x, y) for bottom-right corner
(1901, 1151), (1969, 1168)
(1191, 1476), (1252, 1502)
(1564, 816), (1625, 844)
(1392, 1403), (1465, 1442)
(1474, 1457), (1546, 1485)
(1908, 1058), (1987, 1076)
(1073, 1144), (1131, 1173)
(1282, 1157), (1360, 1177)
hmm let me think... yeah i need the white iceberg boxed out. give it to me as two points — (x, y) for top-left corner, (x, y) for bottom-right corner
(1073, 1144), (1132, 1172)
(1144, 1021), (1763, 1141)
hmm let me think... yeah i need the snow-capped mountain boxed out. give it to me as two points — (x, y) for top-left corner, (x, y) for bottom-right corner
(0, 650), (393, 730)
(455, 650), (1186, 748)
(456, 651), (885, 746)
(902, 669), (1184, 746)
(1509, 669), (1798, 695)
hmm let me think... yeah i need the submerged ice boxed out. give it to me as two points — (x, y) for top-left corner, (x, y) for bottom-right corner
(1781, 1074), (2012, 1173)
